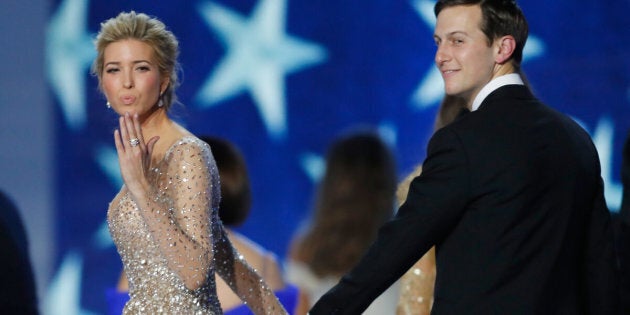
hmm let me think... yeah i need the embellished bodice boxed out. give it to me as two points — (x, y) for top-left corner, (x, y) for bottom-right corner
(107, 136), (285, 314)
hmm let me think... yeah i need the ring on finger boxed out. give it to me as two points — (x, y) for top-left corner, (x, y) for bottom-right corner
(129, 138), (140, 147)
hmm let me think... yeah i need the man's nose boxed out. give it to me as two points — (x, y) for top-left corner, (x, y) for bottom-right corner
(435, 44), (450, 66)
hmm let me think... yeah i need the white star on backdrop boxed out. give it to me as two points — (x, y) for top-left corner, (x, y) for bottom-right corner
(93, 144), (124, 249)
(46, 0), (95, 130)
(195, 0), (328, 140)
(44, 0), (98, 313)
(43, 252), (95, 315)
(409, 0), (546, 109)
(95, 145), (123, 188)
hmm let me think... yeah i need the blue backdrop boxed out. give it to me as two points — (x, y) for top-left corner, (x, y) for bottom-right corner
(45, 0), (630, 313)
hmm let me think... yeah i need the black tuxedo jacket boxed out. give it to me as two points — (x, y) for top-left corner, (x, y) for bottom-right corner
(618, 131), (630, 311)
(310, 85), (619, 314)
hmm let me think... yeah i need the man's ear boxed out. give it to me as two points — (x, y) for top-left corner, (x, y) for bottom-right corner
(494, 35), (516, 64)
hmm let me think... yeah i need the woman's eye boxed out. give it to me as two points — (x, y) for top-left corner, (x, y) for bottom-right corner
(136, 66), (150, 72)
(106, 68), (119, 73)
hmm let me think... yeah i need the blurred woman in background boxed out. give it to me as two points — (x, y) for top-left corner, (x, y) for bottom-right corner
(286, 129), (398, 314)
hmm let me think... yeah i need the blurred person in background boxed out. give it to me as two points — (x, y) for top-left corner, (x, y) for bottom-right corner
(0, 189), (39, 314)
(198, 136), (304, 315)
(286, 128), (398, 315)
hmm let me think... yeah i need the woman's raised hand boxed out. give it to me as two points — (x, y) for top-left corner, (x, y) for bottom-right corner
(114, 112), (160, 199)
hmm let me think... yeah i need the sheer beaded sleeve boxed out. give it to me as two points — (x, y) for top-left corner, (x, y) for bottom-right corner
(135, 137), (217, 290)
(213, 221), (287, 314)
(134, 137), (285, 314)
(124, 137), (286, 313)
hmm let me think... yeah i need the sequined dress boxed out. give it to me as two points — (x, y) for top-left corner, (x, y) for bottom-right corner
(395, 248), (436, 315)
(108, 136), (284, 314)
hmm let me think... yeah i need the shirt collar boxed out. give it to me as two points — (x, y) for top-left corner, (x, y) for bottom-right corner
(471, 73), (524, 111)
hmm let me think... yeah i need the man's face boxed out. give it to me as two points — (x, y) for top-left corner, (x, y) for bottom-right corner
(433, 5), (498, 106)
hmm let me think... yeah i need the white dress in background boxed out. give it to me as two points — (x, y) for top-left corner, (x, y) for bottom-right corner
(285, 260), (400, 315)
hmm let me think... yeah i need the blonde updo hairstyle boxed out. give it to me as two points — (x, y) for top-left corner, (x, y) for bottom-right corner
(91, 11), (180, 111)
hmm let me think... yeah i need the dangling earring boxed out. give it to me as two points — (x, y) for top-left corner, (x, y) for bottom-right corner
(158, 93), (164, 107)
(106, 101), (111, 109)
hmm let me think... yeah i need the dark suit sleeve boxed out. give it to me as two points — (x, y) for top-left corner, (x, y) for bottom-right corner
(584, 178), (620, 314)
(309, 128), (471, 314)
(618, 131), (630, 311)
(620, 131), (630, 226)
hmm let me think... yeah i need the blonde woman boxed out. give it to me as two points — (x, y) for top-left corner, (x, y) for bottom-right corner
(94, 11), (285, 314)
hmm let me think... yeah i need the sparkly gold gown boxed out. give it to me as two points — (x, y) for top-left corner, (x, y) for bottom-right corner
(395, 248), (436, 315)
(394, 165), (436, 315)
(108, 136), (284, 314)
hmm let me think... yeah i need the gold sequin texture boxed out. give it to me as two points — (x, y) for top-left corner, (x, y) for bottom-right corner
(395, 248), (436, 315)
(108, 136), (286, 314)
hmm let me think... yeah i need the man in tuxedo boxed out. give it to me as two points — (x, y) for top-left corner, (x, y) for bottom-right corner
(310, 0), (619, 314)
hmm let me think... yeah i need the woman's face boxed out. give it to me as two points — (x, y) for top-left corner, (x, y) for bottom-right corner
(101, 39), (168, 118)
